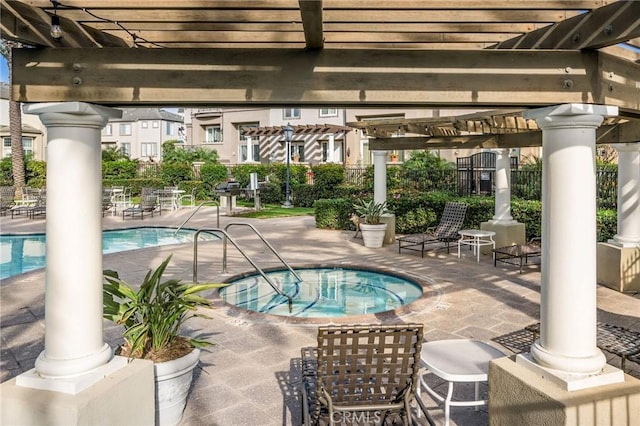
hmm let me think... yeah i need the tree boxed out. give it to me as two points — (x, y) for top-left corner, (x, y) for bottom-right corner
(0, 39), (26, 198)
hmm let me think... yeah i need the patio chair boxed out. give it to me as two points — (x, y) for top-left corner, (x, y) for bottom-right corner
(0, 186), (15, 216)
(177, 187), (196, 209)
(122, 194), (158, 220)
(300, 323), (424, 426)
(397, 202), (468, 257)
(102, 188), (113, 216)
(492, 237), (541, 273)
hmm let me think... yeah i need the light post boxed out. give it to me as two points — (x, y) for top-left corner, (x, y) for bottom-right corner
(282, 123), (294, 208)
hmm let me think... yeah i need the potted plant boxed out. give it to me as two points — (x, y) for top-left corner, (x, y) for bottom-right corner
(353, 199), (390, 248)
(103, 255), (227, 426)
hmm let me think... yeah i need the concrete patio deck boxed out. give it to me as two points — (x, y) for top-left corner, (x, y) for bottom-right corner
(1, 207), (639, 425)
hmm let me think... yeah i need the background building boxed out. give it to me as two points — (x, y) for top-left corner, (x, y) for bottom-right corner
(0, 83), (47, 161)
(101, 108), (184, 161)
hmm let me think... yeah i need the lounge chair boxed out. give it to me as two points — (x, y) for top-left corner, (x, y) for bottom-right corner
(122, 194), (158, 220)
(300, 323), (424, 426)
(0, 186), (15, 216)
(492, 237), (541, 273)
(102, 188), (114, 216)
(397, 202), (468, 257)
(11, 189), (46, 219)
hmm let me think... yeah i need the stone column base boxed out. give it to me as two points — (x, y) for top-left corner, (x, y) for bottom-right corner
(489, 356), (640, 426)
(597, 242), (640, 293)
(380, 213), (396, 245)
(480, 221), (525, 254)
(1, 357), (154, 426)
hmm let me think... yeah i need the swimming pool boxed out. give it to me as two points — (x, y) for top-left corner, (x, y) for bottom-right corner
(219, 266), (424, 318)
(0, 227), (217, 280)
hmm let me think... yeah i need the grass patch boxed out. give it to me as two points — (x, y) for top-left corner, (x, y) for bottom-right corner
(236, 204), (314, 218)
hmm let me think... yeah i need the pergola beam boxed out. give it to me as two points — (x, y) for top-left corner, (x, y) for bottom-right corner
(493, 0), (640, 50)
(299, 0), (323, 50)
(369, 120), (640, 150)
(12, 47), (640, 109)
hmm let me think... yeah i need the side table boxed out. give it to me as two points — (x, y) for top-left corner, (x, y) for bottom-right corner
(416, 339), (506, 426)
(458, 229), (496, 262)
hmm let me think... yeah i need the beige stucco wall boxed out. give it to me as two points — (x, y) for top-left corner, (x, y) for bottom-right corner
(489, 356), (640, 426)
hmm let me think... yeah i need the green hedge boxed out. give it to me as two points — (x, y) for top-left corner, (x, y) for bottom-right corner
(315, 191), (616, 242)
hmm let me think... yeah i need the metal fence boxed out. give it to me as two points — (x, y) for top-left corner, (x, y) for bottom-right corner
(344, 166), (617, 206)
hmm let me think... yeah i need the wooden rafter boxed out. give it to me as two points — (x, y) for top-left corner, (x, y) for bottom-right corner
(493, 1), (640, 50)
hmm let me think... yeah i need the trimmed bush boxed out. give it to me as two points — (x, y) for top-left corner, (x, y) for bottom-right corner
(314, 198), (354, 230)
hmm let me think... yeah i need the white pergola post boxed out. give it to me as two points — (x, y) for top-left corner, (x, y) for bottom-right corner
(19, 103), (123, 393)
(246, 136), (253, 162)
(372, 150), (387, 204)
(610, 143), (640, 247)
(327, 135), (335, 163)
(522, 104), (623, 388)
(490, 148), (515, 224)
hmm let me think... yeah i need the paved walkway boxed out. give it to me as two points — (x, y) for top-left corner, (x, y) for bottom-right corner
(1, 207), (639, 425)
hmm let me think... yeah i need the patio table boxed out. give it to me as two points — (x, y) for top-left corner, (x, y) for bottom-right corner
(416, 339), (506, 426)
(458, 230), (496, 262)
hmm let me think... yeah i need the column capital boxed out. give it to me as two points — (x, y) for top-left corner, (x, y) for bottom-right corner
(611, 142), (640, 153)
(23, 102), (122, 129)
(372, 150), (388, 157)
(524, 103), (618, 131)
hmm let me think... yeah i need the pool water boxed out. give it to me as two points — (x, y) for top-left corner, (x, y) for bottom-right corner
(0, 227), (216, 280)
(220, 267), (423, 318)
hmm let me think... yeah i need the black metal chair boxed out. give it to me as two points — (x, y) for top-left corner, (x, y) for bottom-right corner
(300, 324), (424, 426)
(397, 202), (468, 257)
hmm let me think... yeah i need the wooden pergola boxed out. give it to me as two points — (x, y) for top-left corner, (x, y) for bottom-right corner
(2, 0), (639, 148)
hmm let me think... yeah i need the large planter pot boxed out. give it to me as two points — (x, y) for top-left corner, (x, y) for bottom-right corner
(154, 347), (201, 426)
(360, 223), (388, 248)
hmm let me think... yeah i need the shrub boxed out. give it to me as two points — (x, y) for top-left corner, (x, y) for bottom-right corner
(161, 163), (194, 186)
(200, 163), (229, 192)
(103, 159), (138, 179)
(314, 198), (354, 230)
(0, 157), (12, 186)
(597, 209), (617, 242)
(26, 159), (46, 188)
(311, 164), (345, 199)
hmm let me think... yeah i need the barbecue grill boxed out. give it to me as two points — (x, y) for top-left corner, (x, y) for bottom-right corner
(214, 181), (241, 197)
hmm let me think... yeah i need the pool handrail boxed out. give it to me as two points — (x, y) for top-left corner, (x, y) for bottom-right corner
(174, 200), (220, 236)
(193, 227), (294, 313)
(222, 222), (303, 283)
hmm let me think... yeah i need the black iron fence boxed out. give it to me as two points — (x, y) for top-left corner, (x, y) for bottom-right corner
(344, 166), (617, 207)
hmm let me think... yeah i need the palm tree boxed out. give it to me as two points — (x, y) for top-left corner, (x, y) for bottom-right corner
(0, 39), (26, 198)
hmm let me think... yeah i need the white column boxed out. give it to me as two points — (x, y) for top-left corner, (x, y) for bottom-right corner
(24, 103), (121, 379)
(609, 143), (640, 247)
(525, 104), (617, 375)
(372, 151), (387, 205)
(246, 136), (253, 162)
(327, 135), (335, 162)
(490, 148), (515, 224)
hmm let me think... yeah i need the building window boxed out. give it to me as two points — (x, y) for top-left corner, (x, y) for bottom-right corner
(2, 138), (10, 157)
(283, 108), (301, 120)
(205, 126), (222, 143)
(152, 121), (159, 128)
(141, 121), (148, 129)
(120, 143), (131, 157)
(319, 108), (338, 118)
(119, 123), (132, 136)
(239, 144), (260, 163)
(292, 143), (305, 162)
(23, 138), (33, 157)
(141, 142), (157, 158)
(3, 137), (34, 157)
(166, 122), (174, 136)
(103, 124), (113, 136)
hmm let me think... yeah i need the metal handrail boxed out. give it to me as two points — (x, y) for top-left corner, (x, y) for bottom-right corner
(193, 228), (293, 312)
(222, 222), (303, 283)
(174, 200), (219, 235)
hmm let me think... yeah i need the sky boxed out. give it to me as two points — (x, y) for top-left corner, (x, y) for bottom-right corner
(1, 56), (8, 82)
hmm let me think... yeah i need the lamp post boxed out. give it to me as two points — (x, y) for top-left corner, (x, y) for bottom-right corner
(282, 123), (294, 208)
